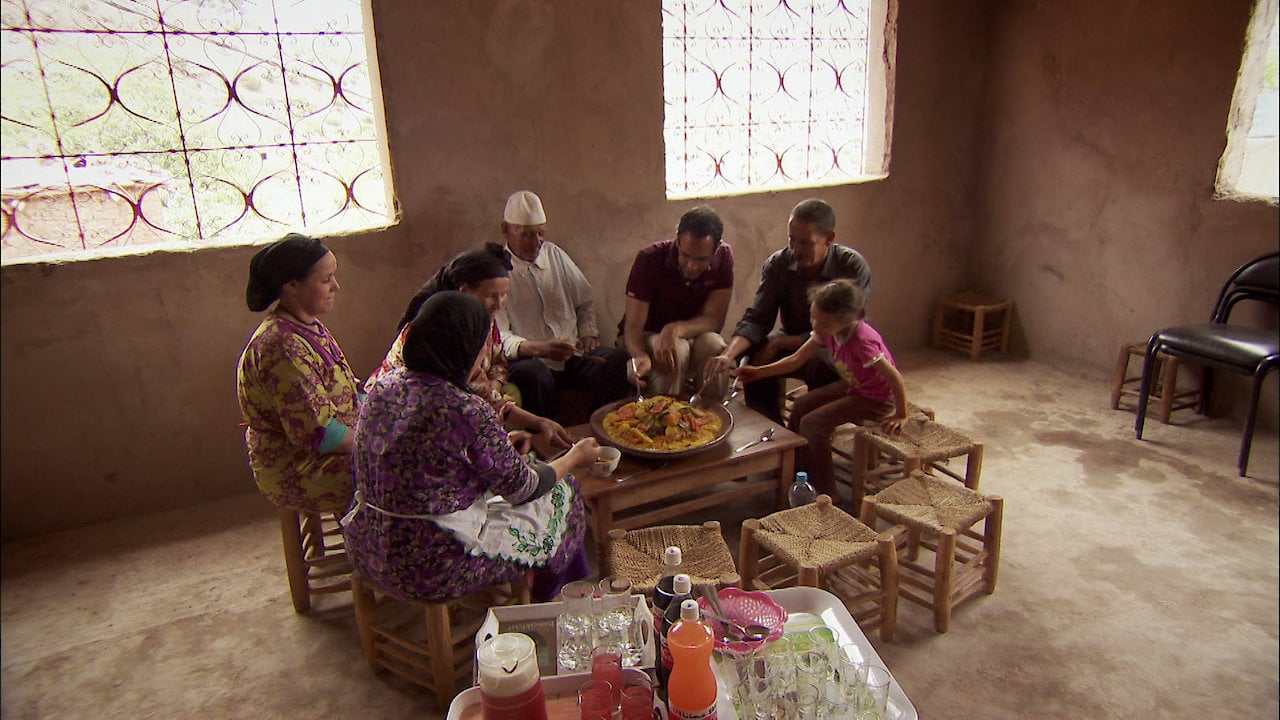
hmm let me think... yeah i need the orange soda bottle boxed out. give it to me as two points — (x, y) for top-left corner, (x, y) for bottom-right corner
(666, 599), (718, 719)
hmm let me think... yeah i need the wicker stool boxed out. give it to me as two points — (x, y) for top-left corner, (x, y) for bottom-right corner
(351, 574), (530, 710)
(279, 508), (351, 613)
(849, 418), (983, 510)
(738, 495), (899, 641)
(832, 403), (936, 501)
(603, 521), (740, 594)
(860, 472), (1002, 633)
(1109, 341), (1202, 423)
(932, 291), (1013, 360)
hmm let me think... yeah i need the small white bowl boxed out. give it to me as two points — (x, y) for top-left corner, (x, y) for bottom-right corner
(591, 447), (622, 477)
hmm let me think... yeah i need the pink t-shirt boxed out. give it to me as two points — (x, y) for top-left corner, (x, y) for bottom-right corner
(822, 320), (896, 403)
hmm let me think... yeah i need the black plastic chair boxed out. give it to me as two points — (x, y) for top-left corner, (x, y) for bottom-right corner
(1135, 252), (1279, 476)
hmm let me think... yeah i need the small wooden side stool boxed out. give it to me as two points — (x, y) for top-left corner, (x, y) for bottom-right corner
(603, 521), (740, 594)
(739, 495), (899, 641)
(932, 291), (1013, 360)
(860, 471), (1002, 633)
(1109, 341), (1202, 423)
(351, 574), (530, 710)
(848, 418), (983, 510)
(279, 508), (351, 613)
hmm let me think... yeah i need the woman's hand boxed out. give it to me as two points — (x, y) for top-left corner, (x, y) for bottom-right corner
(508, 429), (534, 455)
(568, 437), (602, 466)
(535, 417), (574, 450)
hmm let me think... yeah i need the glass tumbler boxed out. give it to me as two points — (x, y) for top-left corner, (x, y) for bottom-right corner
(597, 576), (639, 666)
(577, 678), (615, 720)
(556, 580), (597, 673)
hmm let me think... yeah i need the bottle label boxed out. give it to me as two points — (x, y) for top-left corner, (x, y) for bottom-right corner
(670, 704), (717, 719)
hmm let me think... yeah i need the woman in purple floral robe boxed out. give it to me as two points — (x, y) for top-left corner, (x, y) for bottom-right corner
(343, 292), (601, 603)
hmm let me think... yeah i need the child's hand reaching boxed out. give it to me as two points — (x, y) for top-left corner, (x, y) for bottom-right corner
(735, 365), (763, 383)
(879, 415), (907, 435)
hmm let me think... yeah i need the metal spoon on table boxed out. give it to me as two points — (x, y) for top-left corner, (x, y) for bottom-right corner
(735, 427), (775, 453)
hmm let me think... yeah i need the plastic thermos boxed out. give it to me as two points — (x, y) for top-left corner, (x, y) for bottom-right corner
(476, 633), (548, 720)
(667, 599), (718, 719)
(788, 470), (819, 508)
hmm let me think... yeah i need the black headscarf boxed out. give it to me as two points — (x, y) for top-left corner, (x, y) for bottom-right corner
(395, 243), (513, 329)
(246, 233), (330, 311)
(402, 291), (491, 390)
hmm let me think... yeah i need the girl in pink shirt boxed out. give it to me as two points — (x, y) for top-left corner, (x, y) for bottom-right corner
(737, 280), (908, 498)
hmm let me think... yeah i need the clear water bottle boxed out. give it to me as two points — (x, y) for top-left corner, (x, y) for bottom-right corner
(788, 471), (818, 508)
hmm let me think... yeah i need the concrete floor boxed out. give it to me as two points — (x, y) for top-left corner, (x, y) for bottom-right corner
(3, 350), (1277, 719)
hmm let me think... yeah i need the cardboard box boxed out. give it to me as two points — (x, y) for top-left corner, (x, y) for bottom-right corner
(475, 594), (656, 680)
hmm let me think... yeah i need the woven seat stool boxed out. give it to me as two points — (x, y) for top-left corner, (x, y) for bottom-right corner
(860, 471), (1002, 633)
(603, 521), (740, 594)
(279, 508), (351, 613)
(1109, 341), (1202, 423)
(832, 403), (936, 502)
(351, 574), (529, 710)
(932, 291), (1013, 360)
(738, 495), (899, 641)
(848, 417), (982, 510)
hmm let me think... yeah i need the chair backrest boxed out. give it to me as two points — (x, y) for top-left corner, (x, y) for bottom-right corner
(1212, 252), (1280, 324)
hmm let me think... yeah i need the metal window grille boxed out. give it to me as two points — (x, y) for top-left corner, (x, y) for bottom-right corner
(662, 0), (878, 199)
(0, 0), (393, 264)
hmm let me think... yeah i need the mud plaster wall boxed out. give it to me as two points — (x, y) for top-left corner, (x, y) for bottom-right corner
(975, 0), (1278, 424)
(0, 0), (1271, 540)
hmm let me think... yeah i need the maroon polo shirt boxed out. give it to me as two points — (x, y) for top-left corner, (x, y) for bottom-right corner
(625, 238), (735, 333)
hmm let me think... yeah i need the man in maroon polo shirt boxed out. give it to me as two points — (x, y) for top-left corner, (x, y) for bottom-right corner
(621, 206), (734, 398)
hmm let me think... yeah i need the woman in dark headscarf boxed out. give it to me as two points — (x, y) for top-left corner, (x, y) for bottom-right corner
(344, 292), (600, 603)
(366, 243), (574, 450)
(236, 233), (359, 513)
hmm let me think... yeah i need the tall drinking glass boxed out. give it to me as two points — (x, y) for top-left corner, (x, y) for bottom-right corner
(556, 580), (596, 673)
(597, 577), (639, 666)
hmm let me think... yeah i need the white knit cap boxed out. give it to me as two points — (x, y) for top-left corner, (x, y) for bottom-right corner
(503, 190), (547, 225)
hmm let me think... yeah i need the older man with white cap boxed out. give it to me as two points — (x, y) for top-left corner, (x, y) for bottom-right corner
(496, 190), (631, 421)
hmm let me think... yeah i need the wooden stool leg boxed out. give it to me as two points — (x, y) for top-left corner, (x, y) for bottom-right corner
(984, 497), (1004, 594)
(351, 576), (381, 672)
(851, 432), (867, 510)
(426, 601), (454, 711)
(738, 519), (762, 588)
(876, 533), (898, 642)
(859, 496), (878, 528)
(934, 528), (957, 633)
(798, 564), (820, 588)
(970, 307), (986, 360)
(964, 444), (984, 490)
(1109, 344), (1132, 409)
(279, 508), (310, 613)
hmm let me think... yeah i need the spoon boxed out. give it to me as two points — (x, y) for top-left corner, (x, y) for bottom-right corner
(735, 427), (775, 453)
(722, 380), (740, 406)
(629, 358), (644, 403)
(699, 608), (770, 643)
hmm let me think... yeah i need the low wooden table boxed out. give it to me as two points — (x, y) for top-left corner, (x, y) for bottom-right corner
(569, 404), (806, 559)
